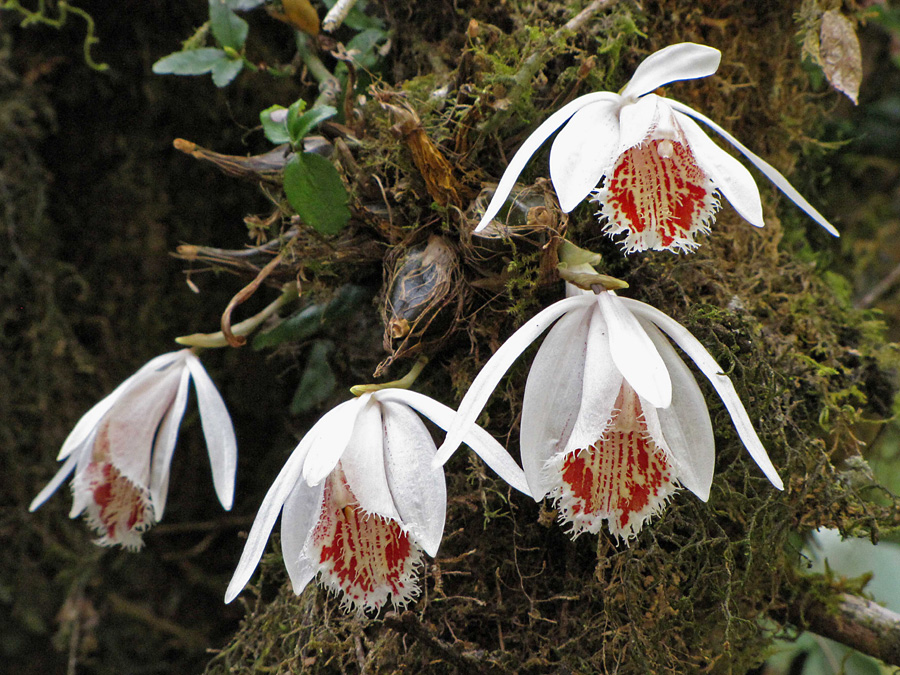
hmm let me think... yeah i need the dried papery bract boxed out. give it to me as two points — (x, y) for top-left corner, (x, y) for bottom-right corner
(377, 235), (465, 375)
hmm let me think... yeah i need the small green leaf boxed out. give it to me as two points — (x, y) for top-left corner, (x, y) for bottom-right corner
(285, 99), (308, 144)
(211, 57), (244, 87)
(152, 48), (228, 75)
(209, 0), (249, 50)
(289, 105), (337, 146)
(260, 105), (291, 144)
(291, 340), (336, 414)
(283, 153), (350, 236)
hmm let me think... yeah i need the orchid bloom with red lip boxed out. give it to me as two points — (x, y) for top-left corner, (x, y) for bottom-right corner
(474, 42), (839, 253)
(225, 388), (529, 614)
(435, 290), (783, 540)
(29, 349), (237, 550)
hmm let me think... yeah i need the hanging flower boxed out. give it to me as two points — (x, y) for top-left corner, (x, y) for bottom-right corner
(29, 349), (237, 550)
(435, 290), (783, 540)
(225, 388), (529, 613)
(474, 42), (839, 253)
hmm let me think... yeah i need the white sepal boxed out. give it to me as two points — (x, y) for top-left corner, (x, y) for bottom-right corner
(149, 365), (192, 519)
(301, 396), (368, 487)
(341, 401), (399, 521)
(621, 43), (722, 100)
(29, 451), (81, 512)
(280, 479), (325, 595)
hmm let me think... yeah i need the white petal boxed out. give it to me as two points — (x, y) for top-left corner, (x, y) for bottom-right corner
(597, 292), (671, 409)
(668, 100), (839, 237)
(281, 479), (324, 595)
(149, 366), (192, 519)
(520, 306), (591, 499)
(225, 423), (321, 603)
(615, 94), (660, 155)
(301, 396), (368, 487)
(185, 352), (238, 510)
(56, 351), (185, 461)
(341, 402), (399, 520)
(434, 295), (595, 466)
(623, 298), (784, 490)
(29, 451), (81, 512)
(474, 92), (620, 232)
(549, 98), (621, 212)
(379, 389), (531, 497)
(641, 320), (715, 501)
(380, 400), (446, 556)
(674, 110), (764, 227)
(563, 305), (625, 456)
(620, 43), (721, 100)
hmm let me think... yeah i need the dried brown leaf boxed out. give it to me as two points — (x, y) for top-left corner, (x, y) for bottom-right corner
(820, 10), (862, 105)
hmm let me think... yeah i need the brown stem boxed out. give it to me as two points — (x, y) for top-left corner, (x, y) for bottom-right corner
(221, 252), (284, 347)
(786, 591), (900, 666)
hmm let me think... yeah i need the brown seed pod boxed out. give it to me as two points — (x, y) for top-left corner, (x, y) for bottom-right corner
(377, 234), (465, 376)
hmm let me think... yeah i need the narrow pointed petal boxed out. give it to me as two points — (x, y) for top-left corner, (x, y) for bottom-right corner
(301, 396), (368, 487)
(549, 98), (621, 212)
(668, 100), (839, 237)
(563, 306), (625, 457)
(185, 353), (237, 510)
(520, 307), (591, 499)
(225, 428), (319, 603)
(281, 479), (325, 595)
(623, 298), (784, 489)
(674, 110), (764, 227)
(380, 389), (531, 497)
(341, 402), (399, 521)
(149, 367), (192, 519)
(641, 320), (715, 501)
(380, 401), (446, 557)
(435, 295), (595, 466)
(29, 451), (81, 512)
(474, 92), (620, 232)
(621, 43), (721, 100)
(56, 351), (185, 461)
(597, 292), (671, 408)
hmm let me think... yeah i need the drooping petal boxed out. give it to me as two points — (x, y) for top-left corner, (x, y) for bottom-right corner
(474, 92), (620, 232)
(674, 109), (764, 227)
(280, 479), (325, 596)
(520, 306), (592, 498)
(308, 471), (423, 613)
(380, 389), (530, 497)
(597, 292), (671, 408)
(435, 294), (595, 466)
(549, 98), (621, 212)
(668, 100), (839, 237)
(29, 451), (82, 512)
(301, 396), (369, 487)
(622, 298), (784, 490)
(185, 352), (238, 511)
(225, 413), (328, 603)
(148, 365), (192, 520)
(380, 400), (446, 557)
(640, 319), (715, 501)
(341, 401), (399, 521)
(620, 43), (721, 100)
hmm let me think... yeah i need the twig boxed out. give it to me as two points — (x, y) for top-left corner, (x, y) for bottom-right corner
(322, 0), (359, 33)
(296, 31), (341, 109)
(855, 260), (900, 309)
(383, 611), (500, 674)
(220, 252), (285, 347)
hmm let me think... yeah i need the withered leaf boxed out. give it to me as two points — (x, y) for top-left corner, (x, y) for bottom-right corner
(820, 10), (862, 105)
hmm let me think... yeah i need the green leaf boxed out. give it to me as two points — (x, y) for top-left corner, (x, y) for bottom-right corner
(152, 48), (228, 75)
(260, 105), (291, 144)
(209, 0), (249, 50)
(283, 153), (350, 236)
(291, 340), (336, 414)
(289, 105), (337, 146)
(211, 57), (244, 87)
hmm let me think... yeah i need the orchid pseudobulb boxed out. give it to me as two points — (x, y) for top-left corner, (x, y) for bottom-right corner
(29, 349), (237, 550)
(475, 42), (839, 253)
(225, 388), (529, 613)
(436, 290), (782, 540)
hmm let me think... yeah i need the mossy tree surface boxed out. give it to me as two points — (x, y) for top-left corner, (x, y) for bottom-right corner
(5, 1), (899, 674)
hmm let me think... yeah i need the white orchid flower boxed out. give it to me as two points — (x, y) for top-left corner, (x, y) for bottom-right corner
(225, 388), (528, 613)
(475, 42), (839, 253)
(435, 290), (782, 540)
(29, 349), (237, 550)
